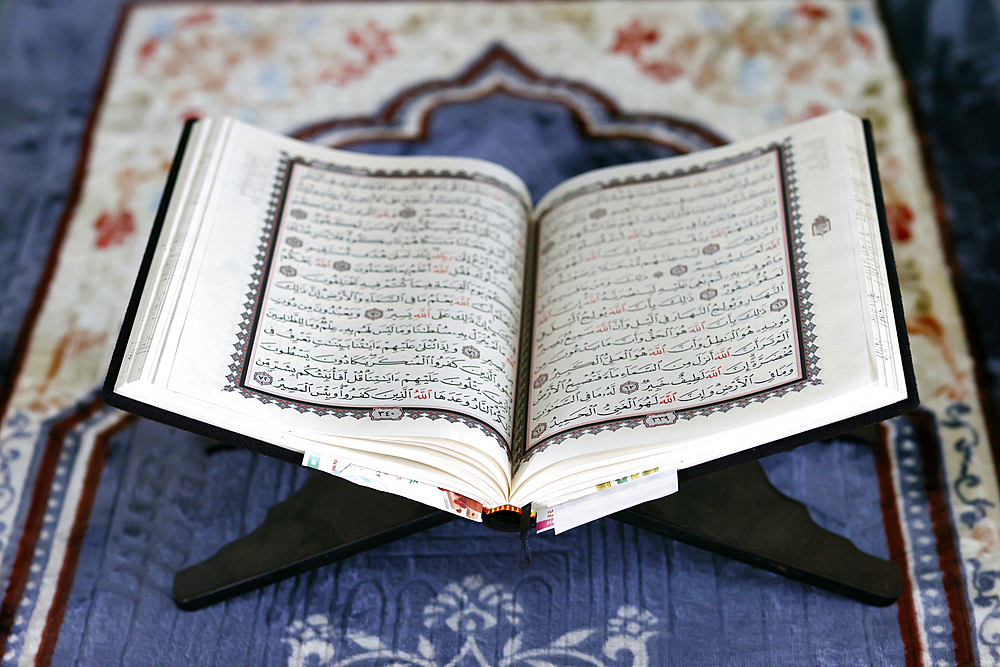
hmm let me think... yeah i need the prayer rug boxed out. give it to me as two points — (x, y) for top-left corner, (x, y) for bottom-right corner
(0, 0), (998, 665)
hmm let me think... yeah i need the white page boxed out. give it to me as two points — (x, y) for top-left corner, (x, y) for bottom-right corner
(510, 111), (908, 506)
(116, 118), (534, 506)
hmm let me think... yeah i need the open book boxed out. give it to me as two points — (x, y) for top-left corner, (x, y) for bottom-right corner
(104, 110), (916, 533)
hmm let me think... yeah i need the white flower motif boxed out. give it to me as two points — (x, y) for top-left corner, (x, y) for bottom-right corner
(283, 580), (659, 667)
(607, 605), (658, 637)
(284, 614), (337, 666)
(604, 606), (658, 667)
(422, 575), (522, 632)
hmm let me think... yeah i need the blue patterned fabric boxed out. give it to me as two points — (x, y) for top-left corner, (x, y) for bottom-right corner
(47, 415), (902, 665)
(1, 0), (999, 665)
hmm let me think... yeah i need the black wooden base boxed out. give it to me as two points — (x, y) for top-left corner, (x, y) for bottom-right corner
(173, 457), (901, 611)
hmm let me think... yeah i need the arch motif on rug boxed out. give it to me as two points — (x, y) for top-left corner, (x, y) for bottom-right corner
(292, 43), (728, 201)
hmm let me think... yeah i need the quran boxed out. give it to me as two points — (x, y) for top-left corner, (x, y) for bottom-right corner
(104, 110), (917, 533)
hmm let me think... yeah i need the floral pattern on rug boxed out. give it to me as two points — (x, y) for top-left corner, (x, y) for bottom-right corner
(283, 576), (659, 667)
(1, 1), (998, 665)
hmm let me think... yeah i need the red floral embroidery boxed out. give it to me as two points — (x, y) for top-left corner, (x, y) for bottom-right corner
(94, 208), (135, 249)
(610, 19), (686, 83)
(135, 8), (215, 72)
(347, 20), (396, 65)
(796, 102), (830, 121)
(795, 2), (830, 20)
(177, 8), (215, 29)
(640, 60), (684, 83)
(317, 21), (397, 87)
(885, 202), (915, 242)
(136, 36), (159, 70)
(320, 62), (367, 87)
(851, 27), (875, 59)
(610, 18), (659, 59)
(907, 312), (966, 400)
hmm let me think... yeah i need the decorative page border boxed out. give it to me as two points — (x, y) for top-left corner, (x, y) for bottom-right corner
(527, 138), (821, 454)
(222, 152), (521, 453)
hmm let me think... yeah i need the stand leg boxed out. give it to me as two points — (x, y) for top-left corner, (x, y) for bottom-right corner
(615, 461), (902, 606)
(172, 472), (452, 610)
(173, 461), (901, 610)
